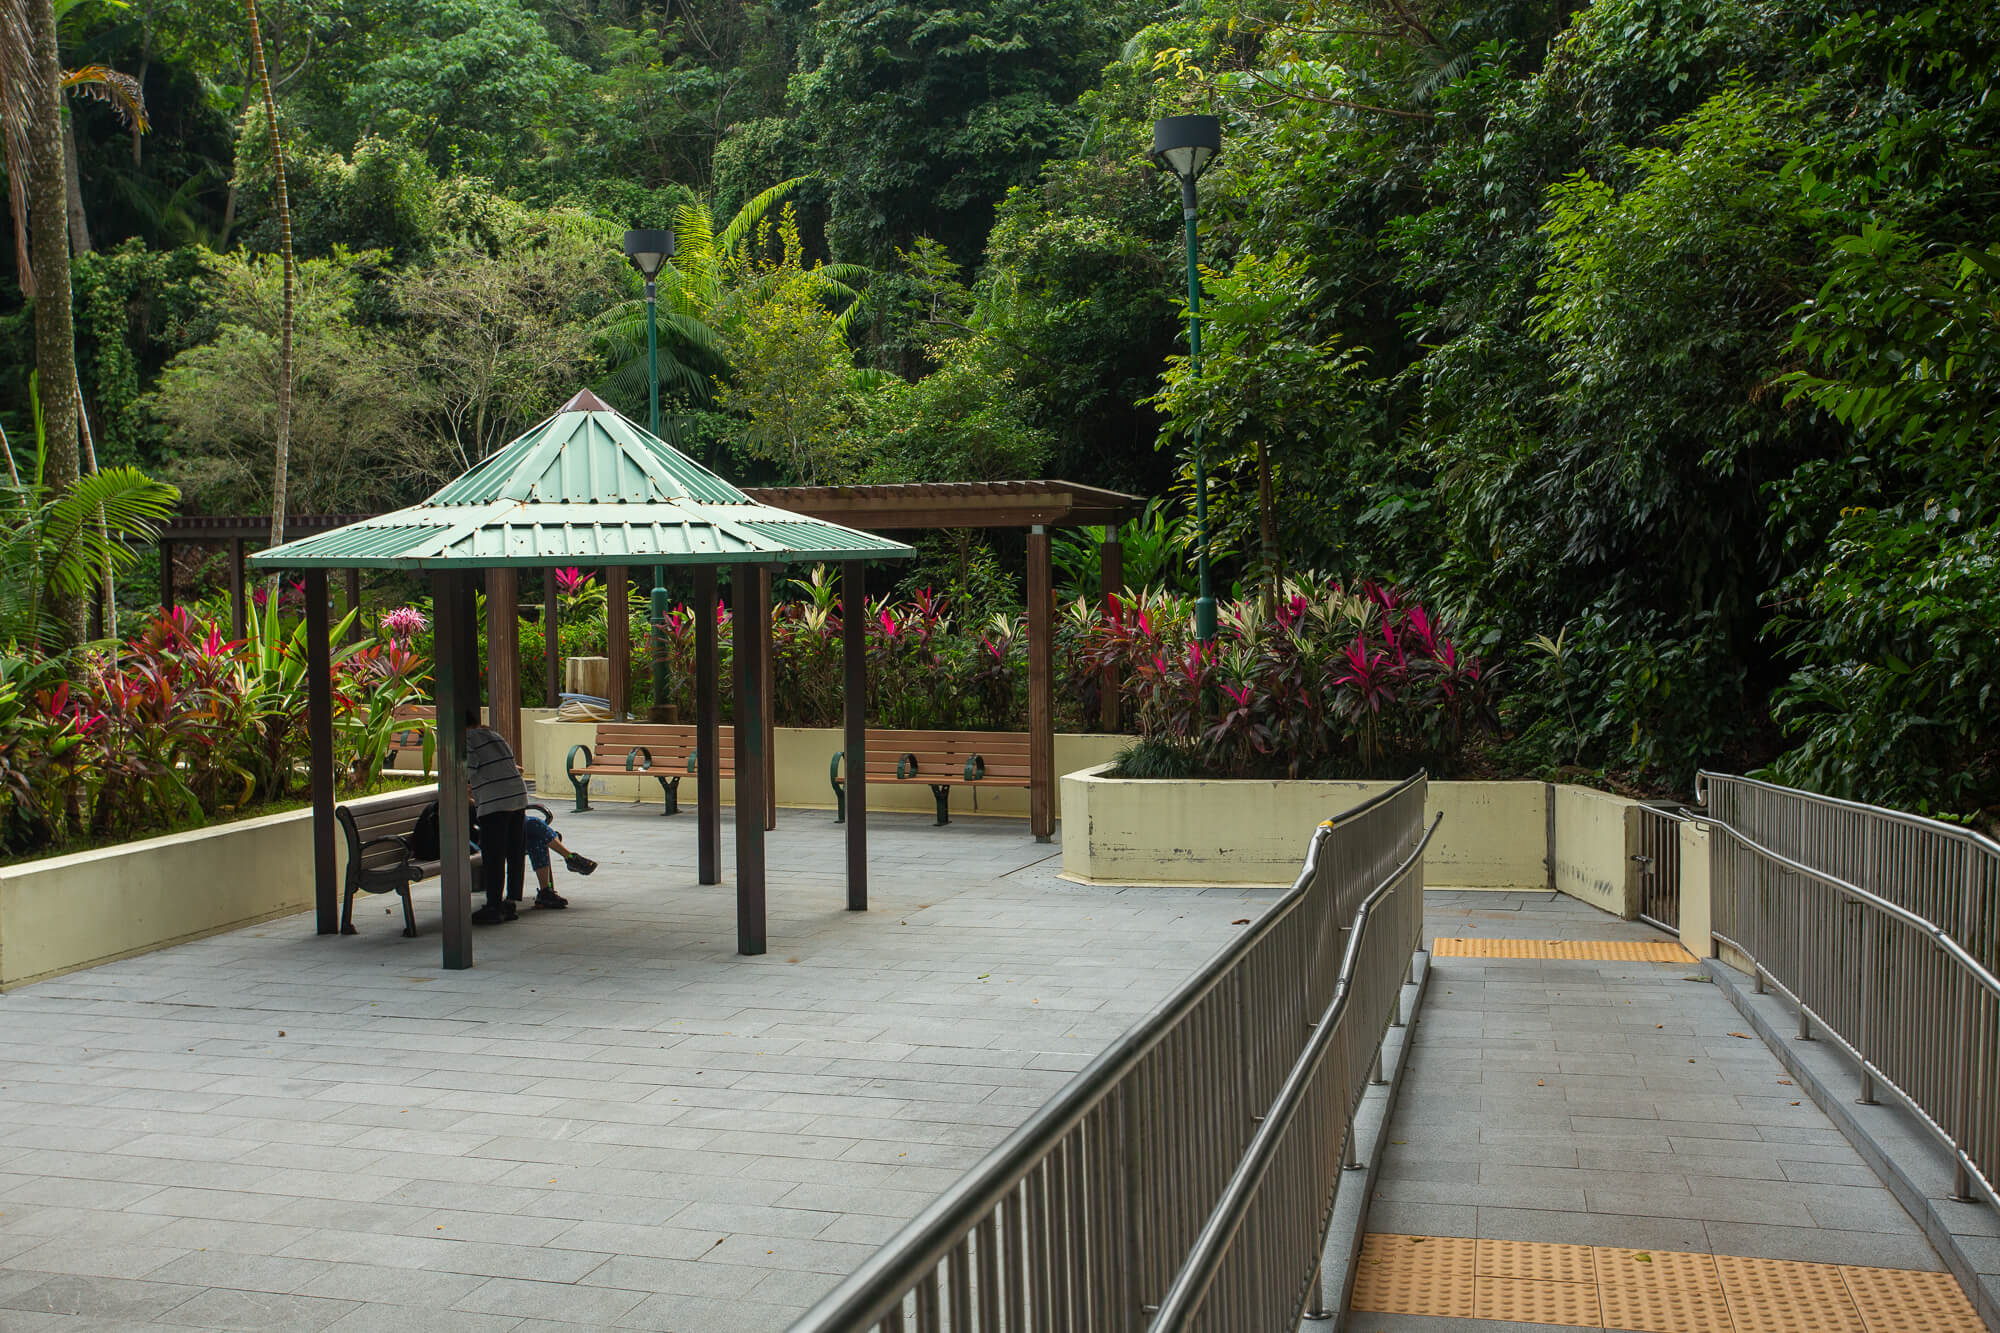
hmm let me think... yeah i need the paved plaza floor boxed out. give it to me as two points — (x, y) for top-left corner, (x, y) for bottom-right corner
(1348, 890), (1973, 1332)
(0, 805), (1274, 1332)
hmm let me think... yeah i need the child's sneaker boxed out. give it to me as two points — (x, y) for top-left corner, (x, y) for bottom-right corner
(535, 888), (569, 910)
(564, 853), (597, 876)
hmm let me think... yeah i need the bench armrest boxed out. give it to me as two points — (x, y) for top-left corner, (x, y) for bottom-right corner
(564, 743), (594, 776)
(357, 836), (420, 883)
(625, 745), (654, 772)
(963, 753), (987, 781)
(527, 802), (555, 823)
(896, 753), (920, 780)
(829, 750), (844, 784)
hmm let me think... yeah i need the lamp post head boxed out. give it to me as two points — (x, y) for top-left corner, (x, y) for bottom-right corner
(1149, 115), (1222, 183)
(622, 228), (677, 282)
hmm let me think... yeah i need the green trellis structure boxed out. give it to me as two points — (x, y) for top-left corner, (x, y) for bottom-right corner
(250, 389), (914, 970)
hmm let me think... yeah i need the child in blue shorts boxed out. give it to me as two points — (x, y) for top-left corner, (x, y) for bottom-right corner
(519, 808), (596, 910)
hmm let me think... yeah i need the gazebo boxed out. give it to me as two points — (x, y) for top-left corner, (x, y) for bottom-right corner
(249, 389), (913, 970)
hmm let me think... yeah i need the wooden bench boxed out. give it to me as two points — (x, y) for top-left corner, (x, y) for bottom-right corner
(830, 729), (1031, 826)
(385, 705), (435, 771)
(336, 789), (554, 936)
(563, 723), (738, 814)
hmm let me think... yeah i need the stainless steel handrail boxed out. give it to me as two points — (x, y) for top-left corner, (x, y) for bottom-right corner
(1149, 813), (1441, 1331)
(786, 772), (1431, 1333)
(1696, 771), (1999, 1210)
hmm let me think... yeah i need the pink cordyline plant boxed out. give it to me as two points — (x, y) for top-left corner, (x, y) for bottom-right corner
(554, 567), (591, 597)
(381, 606), (428, 640)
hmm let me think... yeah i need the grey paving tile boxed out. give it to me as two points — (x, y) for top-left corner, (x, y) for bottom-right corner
(0, 1274), (203, 1321)
(157, 1287), (359, 1331)
(453, 1277), (644, 1323)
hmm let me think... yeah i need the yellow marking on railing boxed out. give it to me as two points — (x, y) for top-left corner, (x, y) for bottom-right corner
(1351, 1234), (1985, 1332)
(1431, 937), (1698, 962)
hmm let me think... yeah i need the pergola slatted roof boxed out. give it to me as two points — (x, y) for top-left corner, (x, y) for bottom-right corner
(743, 480), (1143, 530)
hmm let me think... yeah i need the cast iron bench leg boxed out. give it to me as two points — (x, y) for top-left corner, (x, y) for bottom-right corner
(930, 784), (951, 826)
(399, 887), (417, 938)
(341, 884), (359, 935)
(658, 774), (680, 815)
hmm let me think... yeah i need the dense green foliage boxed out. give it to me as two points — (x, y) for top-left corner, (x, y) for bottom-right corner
(8, 0), (1997, 817)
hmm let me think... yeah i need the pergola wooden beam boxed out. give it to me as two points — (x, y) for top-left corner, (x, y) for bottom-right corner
(742, 480), (1142, 531)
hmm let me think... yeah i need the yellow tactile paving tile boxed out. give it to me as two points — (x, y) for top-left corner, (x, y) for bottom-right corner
(1594, 1246), (1734, 1333)
(1351, 1232), (1475, 1318)
(1714, 1254), (1862, 1333)
(1432, 937), (1699, 962)
(1840, 1263), (1987, 1333)
(1473, 1275), (1602, 1327)
(1349, 1234), (1987, 1332)
(1477, 1237), (1597, 1284)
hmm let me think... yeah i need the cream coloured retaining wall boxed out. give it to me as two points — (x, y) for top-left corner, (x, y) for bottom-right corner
(1057, 766), (1555, 888)
(1552, 784), (1642, 917)
(0, 784), (435, 990)
(528, 719), (1129, 820)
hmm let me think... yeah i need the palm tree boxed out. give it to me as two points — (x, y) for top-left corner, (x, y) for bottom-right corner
(0, 445), (178, 652)
(597, 179), (870, 412)
(4, 0), (150, 640)
(244, 0), (292, 558)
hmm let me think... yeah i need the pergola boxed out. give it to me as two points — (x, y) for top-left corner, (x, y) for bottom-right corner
(248, 390), (912, 970)
(740, 481), (1145, 838)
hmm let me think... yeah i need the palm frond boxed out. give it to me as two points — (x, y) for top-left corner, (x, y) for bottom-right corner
(715, 176), (807, 255)
(35, 468), (179, 596)
(61, 64), (150, 130)
(2, 0), (38, 297)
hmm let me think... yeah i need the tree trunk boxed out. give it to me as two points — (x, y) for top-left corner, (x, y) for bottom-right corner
(62, 115), (91, 257)
(247, 0), (293, 556)
(1256, 438), (1278, 619)
(26, 0), (83, 645)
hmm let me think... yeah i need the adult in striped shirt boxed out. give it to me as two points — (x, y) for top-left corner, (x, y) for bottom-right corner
(465, 710), (528, 924)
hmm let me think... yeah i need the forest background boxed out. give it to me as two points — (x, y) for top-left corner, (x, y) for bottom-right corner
(2, 0), (1995, 818)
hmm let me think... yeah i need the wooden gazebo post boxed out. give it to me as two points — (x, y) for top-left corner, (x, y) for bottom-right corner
(433, 571), (476, 969)
(695, 566), (721, 885)
(1026, 525), (1055, 842)
(843, 561), (868, 909)
(733, 562), (768, 954)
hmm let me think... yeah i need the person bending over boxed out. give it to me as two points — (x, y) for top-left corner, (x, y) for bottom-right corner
(465, 710), (527, 925)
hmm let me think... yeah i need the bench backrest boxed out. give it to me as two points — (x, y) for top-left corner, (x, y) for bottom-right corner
(850, 729), (1031, 781)
(336, 790), (438, 876)
(591, 722), (739, 772)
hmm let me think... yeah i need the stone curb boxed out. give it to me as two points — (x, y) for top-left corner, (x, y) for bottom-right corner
(1705, 956), (2000, 1331)
(1301, 948), (1432, 1333)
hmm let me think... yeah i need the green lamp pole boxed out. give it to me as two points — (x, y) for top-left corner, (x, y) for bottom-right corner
(1151, 115), (1222, 644)
(623, 227), (678, 719)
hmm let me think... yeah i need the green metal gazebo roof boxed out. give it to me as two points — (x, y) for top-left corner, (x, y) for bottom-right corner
(249, 390), (914, 570)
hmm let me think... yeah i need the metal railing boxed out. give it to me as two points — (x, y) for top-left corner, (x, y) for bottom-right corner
(1632, 804), (1685, 932)
(1696, 771), (2000, 1209)
(788, 773), (1432, 1333)
(1148, 810), (1439, 1332)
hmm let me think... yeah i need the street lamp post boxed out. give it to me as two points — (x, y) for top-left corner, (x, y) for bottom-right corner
(623, 227), (678, 719)
(1150, 114), (1222, 645)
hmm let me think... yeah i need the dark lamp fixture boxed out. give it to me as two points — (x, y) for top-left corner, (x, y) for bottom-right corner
(1149, 115), (1222, 183)
(622, 228), (677, 280)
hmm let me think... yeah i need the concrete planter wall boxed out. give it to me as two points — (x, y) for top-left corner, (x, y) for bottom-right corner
(528, 719), (1130, 820)
(1059, 764), (1651, 913)
(0, 784), (434, 990)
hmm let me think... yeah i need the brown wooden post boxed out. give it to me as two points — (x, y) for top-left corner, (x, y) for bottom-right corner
(1027, 526), (1055, 842)
(305, 569), (339, 934)
(158, 539), (174, 611)
(543, 568), (562, 707)
(486, 567), (521, 759)
(1099, 526), (1123, 732)
(434, 572), (475, 970)
(733, 562), (767, 955)
(607, 566), (630, 720)
(694, 566), (721, 885)
(344, 568), (362, 644)
(229, 538), (247, 641)
(843, 560), (868, 911)
(759, 566), (776, 830)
